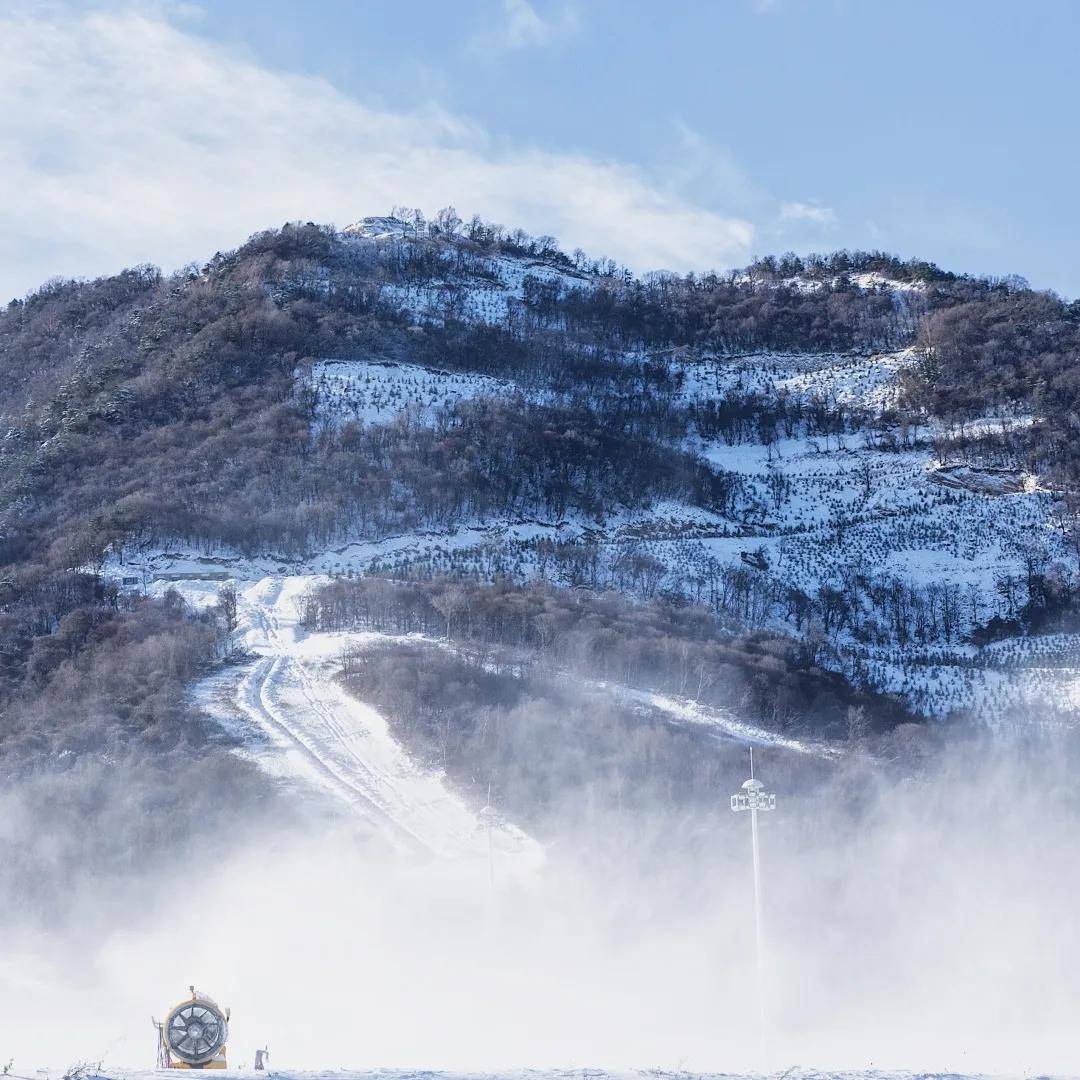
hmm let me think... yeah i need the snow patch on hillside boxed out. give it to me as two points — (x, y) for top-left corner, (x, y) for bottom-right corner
(778, 348), (920, 409)
(343, 215), (411, 239)
(311, 359), (520, 428)
(377, 253), (587, 327)
(735, 271), (928, 294)
(673, 347), (921, 410)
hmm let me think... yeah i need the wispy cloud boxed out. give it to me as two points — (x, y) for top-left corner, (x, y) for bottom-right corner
(669, 121), (766, 216)
(780, 200), (837, 226)
(0, 5), (753, 300)
(667, 123), (838, 249)
(477, 0), (580, 51)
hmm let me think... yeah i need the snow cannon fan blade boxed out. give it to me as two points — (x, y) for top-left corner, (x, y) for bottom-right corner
(162, 988), (230, 1069)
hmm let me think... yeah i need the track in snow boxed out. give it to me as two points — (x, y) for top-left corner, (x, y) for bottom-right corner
(199, 575), (539, 868)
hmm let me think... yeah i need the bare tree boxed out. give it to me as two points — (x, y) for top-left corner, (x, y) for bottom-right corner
(216, 583), (239, 634)
(432, 585), (468, 641)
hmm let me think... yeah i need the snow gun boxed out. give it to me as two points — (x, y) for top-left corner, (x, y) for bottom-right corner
(153, 986), (230, 1069)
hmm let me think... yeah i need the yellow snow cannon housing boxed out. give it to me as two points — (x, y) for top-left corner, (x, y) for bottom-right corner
(162, 987), (230, 1069)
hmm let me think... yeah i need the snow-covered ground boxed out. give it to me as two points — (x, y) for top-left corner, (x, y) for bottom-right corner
(733, 269), (929, 295)
(17, 1071), (1071, 1080)
(339, 218), (593, 328)
(609, 684), (839, 760)
(178, 574), (541, 868)
(675, 347), (922, 410)
(310, 359), (521, 428)
(666, 350), (1074, 720)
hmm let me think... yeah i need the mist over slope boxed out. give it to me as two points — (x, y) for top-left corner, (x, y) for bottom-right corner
(4, 210), (1080, 1071)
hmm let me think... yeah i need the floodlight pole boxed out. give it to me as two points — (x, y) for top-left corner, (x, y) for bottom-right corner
(749, 770), (765, 1061)
(481, 781), (495, 894)
(486, 808), (494, 893)
(731, 746), (776, 1065)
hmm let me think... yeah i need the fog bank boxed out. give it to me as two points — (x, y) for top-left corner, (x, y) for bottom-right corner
(2, 734), (1078, 1074)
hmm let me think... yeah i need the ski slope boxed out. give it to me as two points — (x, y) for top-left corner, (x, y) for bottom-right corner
(108, 557), (829, 850)
(195, 575), (540, 868)
(613, 684), (840, 759)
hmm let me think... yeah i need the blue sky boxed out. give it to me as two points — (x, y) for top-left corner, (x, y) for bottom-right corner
(2, 0), (1078, 299)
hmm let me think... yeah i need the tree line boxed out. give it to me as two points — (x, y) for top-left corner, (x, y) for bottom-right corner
(300, 575), (910, 737)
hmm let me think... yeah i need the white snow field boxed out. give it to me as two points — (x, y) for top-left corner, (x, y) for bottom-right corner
(185, 574), (540, 868)
(15, 1071), (1069, 1080)
(310, 359), (522, 429)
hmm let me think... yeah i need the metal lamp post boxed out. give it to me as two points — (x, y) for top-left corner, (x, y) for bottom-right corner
(479, 782), (495, 893)
(730, 747), (776, 1064)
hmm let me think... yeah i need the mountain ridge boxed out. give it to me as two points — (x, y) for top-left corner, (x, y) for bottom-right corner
(3, 212), (1080, 904)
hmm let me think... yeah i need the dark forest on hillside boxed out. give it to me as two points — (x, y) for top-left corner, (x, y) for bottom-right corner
(301, 575), (909, 738)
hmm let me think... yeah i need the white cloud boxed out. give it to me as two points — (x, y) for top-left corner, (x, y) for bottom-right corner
(477, 0), (579, 51)
(669, 121), (765, 215)
(0, 6), (754, 300)
(779, 200), (837, 226)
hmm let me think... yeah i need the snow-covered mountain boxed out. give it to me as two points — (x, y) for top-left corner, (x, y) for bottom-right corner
(79, 215), (1079, 731)
(6, 210), (1080, 888)
(8, 212), (1080, 1074)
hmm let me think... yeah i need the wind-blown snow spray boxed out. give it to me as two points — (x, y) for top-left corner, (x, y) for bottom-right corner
(5, 687), (1080, 1071)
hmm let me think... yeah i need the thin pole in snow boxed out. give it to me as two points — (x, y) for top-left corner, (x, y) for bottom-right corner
(750, 789), (765, 1059)
(482, 780), (495, 894)
(487, 802), (494, 894)
(731, 746), (776, 1065)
